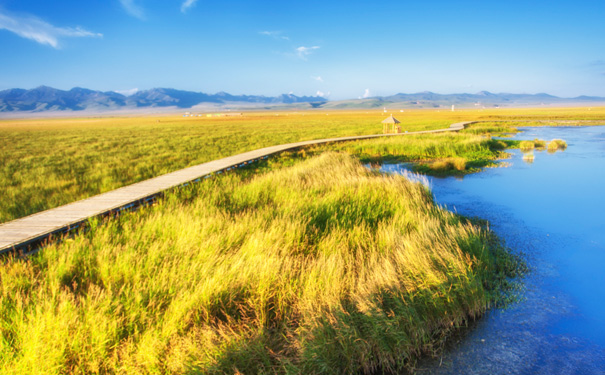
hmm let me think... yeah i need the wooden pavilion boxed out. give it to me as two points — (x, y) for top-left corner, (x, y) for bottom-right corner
(382, 114), (401, 134)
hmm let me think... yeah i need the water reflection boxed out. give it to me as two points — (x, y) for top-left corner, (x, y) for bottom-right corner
(381, 126), (605, 374)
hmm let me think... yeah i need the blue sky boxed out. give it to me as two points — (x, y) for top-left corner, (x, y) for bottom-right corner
(0, 0), (604, 99)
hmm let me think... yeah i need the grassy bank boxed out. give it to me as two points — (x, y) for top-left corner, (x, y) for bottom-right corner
(0, 152), (522, 374)
(323, 133), (515, 175)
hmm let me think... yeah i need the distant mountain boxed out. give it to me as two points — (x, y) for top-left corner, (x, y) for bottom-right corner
(0, 86), (327, 113)
(1, 86), (604, 114)
(324, 91), (605, 109)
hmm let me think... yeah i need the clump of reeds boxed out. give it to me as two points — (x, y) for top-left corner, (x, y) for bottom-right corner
(0, 152), (522, 374)
(533, 139), (547, 149)
(518, 140), (535, 151)
(547, 139), (567, 152)
(429, 157), (467, 172)
(519, 138), (547, 151)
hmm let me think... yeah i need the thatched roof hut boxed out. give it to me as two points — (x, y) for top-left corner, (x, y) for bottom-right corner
(382, 114), (400, 124)
(382, 115), (401, 133)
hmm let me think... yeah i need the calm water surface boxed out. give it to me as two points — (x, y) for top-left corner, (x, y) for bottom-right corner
(382, 126), (605, 374)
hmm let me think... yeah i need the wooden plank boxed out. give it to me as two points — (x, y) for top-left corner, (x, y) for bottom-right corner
(0, 122), (473, 254)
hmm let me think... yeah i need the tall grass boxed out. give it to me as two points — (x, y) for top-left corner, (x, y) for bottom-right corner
(323, 133), (513, 175)
(0, 152), (522, 374)
(547, 139), (567, 152)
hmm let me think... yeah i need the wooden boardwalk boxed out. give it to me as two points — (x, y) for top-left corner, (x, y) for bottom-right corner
(0, 121), (471, 254)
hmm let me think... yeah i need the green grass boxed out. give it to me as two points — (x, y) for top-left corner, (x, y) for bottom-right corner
(519, 140), (535, 151)
(323, 133), (515, 175)
(519, 139), (547, 151)
(0, 112), (453, 223)
(0, 152), (523, 374)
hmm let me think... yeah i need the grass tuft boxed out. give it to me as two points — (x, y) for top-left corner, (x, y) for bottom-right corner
(547, 139), (567, 152)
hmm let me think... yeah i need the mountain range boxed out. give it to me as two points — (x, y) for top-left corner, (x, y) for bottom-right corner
(1, 86), (604, 114)
(0, 86), (326, 113)
(322, 91), (605, 109)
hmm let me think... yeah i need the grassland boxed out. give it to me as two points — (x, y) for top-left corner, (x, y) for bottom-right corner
(2, 107), (603, 223)
(0, 152), (523, 374)
(0, 107), (603, 374)
(0, 111), (453, 223)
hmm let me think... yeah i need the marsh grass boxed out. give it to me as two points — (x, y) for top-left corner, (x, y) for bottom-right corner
(533, 139), (547, 149)
(461, 122), (520, 137)
(519, 140), (535, 151)
(519, 139), (547, 151)
(547, 139), (567, 152)
(0, 152), (523, 374)
(323, 133), (514, 175)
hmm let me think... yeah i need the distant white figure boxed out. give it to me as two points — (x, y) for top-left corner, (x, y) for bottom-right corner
(400, 109), (404, 112)
(451, 105), (455, 112)
(383, 107), (387, 113)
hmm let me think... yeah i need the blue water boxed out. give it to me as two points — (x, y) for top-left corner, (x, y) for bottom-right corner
(382, 126), (605, 374)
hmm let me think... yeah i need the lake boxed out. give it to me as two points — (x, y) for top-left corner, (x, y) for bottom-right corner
(382, 126), (605, 374)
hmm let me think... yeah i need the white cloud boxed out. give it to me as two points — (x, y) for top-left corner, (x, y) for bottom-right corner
(115, 88), (139, 96)
(259, 30), (289, 41)
(119, 0), (145, 19)
(296, 45), (320, 60)
(316, 90), (330, 98)
(312, 76), (323, 82)
(361, 88), (371, 99)
(181, 0), (199, 13)
(0, 9), (102, 48)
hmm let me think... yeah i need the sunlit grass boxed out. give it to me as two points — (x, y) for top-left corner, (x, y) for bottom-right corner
(324, 133), (515, 175)
(1, 107), (603, 223)
(0, 152), (523, 374)
(0, 111), (451, 223)
(547, 139), (568, 152)
(2, 107), (598, 373)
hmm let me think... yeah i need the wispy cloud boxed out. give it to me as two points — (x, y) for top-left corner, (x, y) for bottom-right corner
(316, 90), (330, 98)
(359, 89), (371, 99)
(312, 75), (323, 82)
(115, 88), (139, 96)
(296, 46), (319, 60)
(119, 0), (145, 19)
(181, 0), (199, 13)
(0, 8), (102, 48)
(259, 30), (289, 41)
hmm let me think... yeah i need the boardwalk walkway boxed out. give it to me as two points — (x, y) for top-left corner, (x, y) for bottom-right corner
(0, 121), (471, 254)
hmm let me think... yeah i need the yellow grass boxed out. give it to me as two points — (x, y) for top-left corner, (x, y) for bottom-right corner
(2, 107), (603, 223)
(0, 152), (522, 374)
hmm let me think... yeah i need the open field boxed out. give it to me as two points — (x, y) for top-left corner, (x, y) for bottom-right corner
(0, 152), (523, 374)
(2, 107), (603, 373)
(2, 107), (604, 223)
